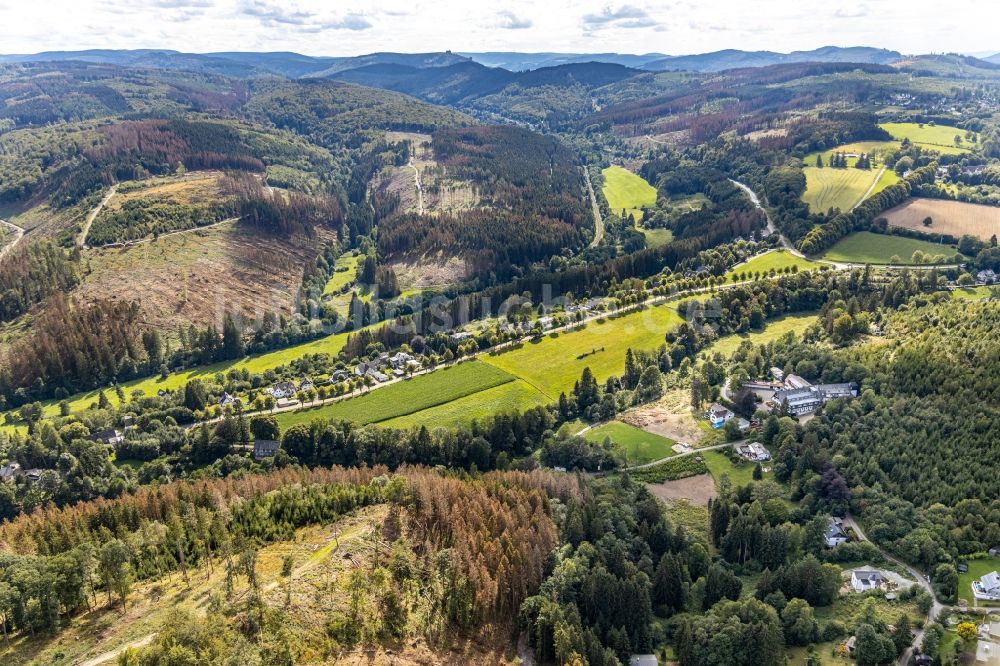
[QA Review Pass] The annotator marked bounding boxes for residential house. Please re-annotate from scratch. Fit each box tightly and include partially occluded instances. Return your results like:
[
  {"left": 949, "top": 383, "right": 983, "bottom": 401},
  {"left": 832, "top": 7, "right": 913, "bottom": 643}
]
[
  {"left": 25, "top": 469, "right": 44, "bottom": 484},
  {"left": 770, "top": 367, "right": 784, "bottom": 381},
  {"left": 354, "top": 362, "right": 374, "bottom": 377},
  {"left": 89, "top": 429, "right": 124, "bottom": 446},
  {"left": 267, "top": 381, "right": 297, "bottom": 399},
  {"left": 0, "top": 462, "right": 21, "bottom": 482},
  {"left": 736, "top": 442, "right": 770, "bottom": 462},
  {"left": 219, "top": 392, "right": 240, "bottom": 408},
  {"left": 826, "top": 518, "right": 849, "bottom": 548},
  {"left": 706, "top": 403, "right": 735, "bottom": 428},
  {"left": 331, "top": 370, "right": 350, "bottom": 383},
  {"left": 253, "top": 440, "right": 280, "bottom": 461},
  {"left": 851, "top": 570, "right": 884, "bottom": 593},
  {"left": 973, "top": 571, "right": 1000, "bottom": 601},
  {"left": 298, "top": 378, "right": 314, "bottom": 392},
  {"left": 449, "top": 331, "right": 473, "bottom": 342},
  {"left": 978, "top": 269, "right": 997, "bottom": 284}
]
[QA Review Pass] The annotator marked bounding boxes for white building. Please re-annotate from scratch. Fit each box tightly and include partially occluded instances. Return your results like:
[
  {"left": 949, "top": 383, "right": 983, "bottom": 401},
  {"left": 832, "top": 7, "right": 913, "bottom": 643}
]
[
  {"left": 973, "top": 571, "right": 1000, "bottom": 601},
  {"left": 826, "top": 518, "right": 849, "bottom": 548},
  {"left": 851, "top": 570, "right": 884, "bottom": 593}
]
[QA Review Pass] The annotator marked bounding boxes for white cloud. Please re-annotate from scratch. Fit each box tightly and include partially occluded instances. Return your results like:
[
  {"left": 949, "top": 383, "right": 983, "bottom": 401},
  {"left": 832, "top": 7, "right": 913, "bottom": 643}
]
[{"left": 0, "top": 0, "right": 994, "bottom": 57}]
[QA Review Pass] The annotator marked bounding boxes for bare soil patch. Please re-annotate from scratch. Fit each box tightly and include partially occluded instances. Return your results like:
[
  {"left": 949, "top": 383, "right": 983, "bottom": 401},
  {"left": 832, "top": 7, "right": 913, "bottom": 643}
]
[
  {"left": 883, "top": 197, "right": 1000, "bottom": 242},
  {"left": 390, "top": 253, "right": 470, "bottom": 290},
  {"left": 623, "top": 390, "right": 705, "bottom": 445},
  {"left": 645, "top": 473, "right": 717, "bottom": 507}
]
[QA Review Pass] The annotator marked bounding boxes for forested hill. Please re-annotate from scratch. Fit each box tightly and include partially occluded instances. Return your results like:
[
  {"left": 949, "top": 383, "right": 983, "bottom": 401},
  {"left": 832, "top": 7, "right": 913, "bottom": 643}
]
[{"left": 377, "top": 124, "right": 589, "bottom": 277}]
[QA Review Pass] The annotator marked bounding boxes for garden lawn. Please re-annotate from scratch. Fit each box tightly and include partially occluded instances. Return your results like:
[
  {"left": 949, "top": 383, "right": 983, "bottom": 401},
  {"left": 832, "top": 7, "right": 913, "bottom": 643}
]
[
  {"left": 820, "top": 231, "right": 960, "bottom": 264},
  {"left": 724, "top": 250, "right": 821, "bottom": 280},
  {"left": 585, "top": 421, "right": 675, "bottom": 465},
  {"left": 708, "top": 313, "right": 818, "bottom": 359},
  {"left": 958, "top": 557, "right": 1000, "bottom": 607},
  {"left": 483, "top": 303, "right": 684, "bottom": 399},
  {"left": 602, "top": 165, "right": 656, "bottom": 221},
  {"left": 378, "top": 378, "right": 549, "bottom": 430},
  {"left": 273, "top": 360, "right": 514, "bottom": 429},
  {"left": 703, "top": 449, "right": 772, "bottom": 488}
]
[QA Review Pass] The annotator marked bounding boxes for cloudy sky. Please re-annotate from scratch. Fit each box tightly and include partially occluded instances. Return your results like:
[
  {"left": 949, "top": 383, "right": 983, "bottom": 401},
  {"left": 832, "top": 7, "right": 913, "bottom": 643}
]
[{"left": 0, "top": 0, "right": 996, "bottom": 57}]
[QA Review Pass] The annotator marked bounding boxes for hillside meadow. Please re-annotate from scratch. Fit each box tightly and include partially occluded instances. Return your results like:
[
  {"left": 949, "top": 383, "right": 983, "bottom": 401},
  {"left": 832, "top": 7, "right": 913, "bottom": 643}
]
[
  {"left": 820, "top": 231, "right": 959, "bottom": 265},
  {"left": 602, "top": 165, "right": 656, "bottom": 221}
]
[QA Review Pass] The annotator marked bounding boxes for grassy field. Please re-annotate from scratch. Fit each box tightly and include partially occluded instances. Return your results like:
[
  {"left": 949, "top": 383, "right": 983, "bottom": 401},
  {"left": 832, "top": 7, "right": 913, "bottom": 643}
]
[
  {"left": 802, "top": 165, "right": 898, "bottom": 214},
  {"left": 703, "top": 449, "right": 772, "bottom": 487},
  {"left": 724, "top": 250, "right": 821, "bottom": 279},
  {"left": 273, "top": 360, "right": 514, "bottom": 429},
  {"left": 880, "top": 122, "right": 973, "bottom": 153},
  {"left": 602, "top": 165, "right": 656, "bottom": 221},
  {"left": 322, "top": 251, "right": 361, "bottom": 296},
  {"left": 821, "top": 231, "right": 959, "bottom": 264},
  {"left": 585, "top": 421, "right": 675, "bottom": 465},
  {"left": 641, "top": 227, "right": 674, "bottom": 247},
  {"left": 483, "top": 303, "right": 684, "bottom": 399},
  {"left": 378, "top": 378, "right": 548, "bottom": 430},
  {"left": 882, "top": 197, "right": 1000, "bottom": 242},
  {"left": 958, "top": 557, "right": 1000, "bottom": 607},
  {"left": 708, "top": 313, "right": 818, "bottom": 359},
  {"left": 952, "top": 286, "right": 994, "bottom": 300}
]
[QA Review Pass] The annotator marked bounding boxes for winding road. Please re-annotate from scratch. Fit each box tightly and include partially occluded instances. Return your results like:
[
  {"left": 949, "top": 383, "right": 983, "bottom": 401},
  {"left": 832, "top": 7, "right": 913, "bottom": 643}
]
[
  {"left": 77, "top": 184, "right": 118, "bottom": 248},
  {"left": 842, "top": 514, "right": 944, "bottom": 665},
  {"left": 0, "top": 218, "right": 24, "bottom": 260},
  {"left": 584, "top": 167, "right": 605, "bottom": 247}
]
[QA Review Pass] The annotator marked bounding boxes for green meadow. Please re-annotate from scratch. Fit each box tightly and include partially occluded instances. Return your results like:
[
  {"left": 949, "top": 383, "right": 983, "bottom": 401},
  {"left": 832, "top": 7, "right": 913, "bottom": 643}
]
[
  {"left": 708, "top": 313, "right": 819, "bottom": 359},
  {"left": 483, "top": 303, "right": 684, "bottom": 399},
  {"left": 584, "top": 421, "right": 675, "bottom": 465},
  {"left": 724, "top": 250, "right": 821, "bottom": 279},
  {"left": 821, "top": 231, "right": 959, "bottom": 265},
  {"left": 879, "top": 122, "right": 973, "bottom": 153},
  {"left": 602, "top": 165, "right": 657, "bottom": 221},
  {"left": 273, "top": 360, "right": 514, "bottom": 429}
]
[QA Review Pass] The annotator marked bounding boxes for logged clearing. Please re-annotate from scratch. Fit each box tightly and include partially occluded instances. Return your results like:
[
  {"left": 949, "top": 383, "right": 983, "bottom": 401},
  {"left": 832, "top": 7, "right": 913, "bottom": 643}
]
[
  {"left": 389, "top": 252, "right": 470, "bottom": 291},
  {"left": 77, "top": 219, "right": 331, "bottom": 334},
  {"left": 882, "top": 197, "right": 1000, "bottom": 242},
  {"left": 645, "top": 473, "right": 718, "bottom": 507},
  {"left": 375, "top": 131, "right": 479, "bottom": 215},
  {"left": 602, "top": 165, "right": 656, "bottom": 221}
]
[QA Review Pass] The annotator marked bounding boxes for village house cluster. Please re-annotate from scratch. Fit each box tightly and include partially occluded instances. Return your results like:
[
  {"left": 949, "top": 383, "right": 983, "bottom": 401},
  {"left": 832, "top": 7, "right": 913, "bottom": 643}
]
[{"left": 740, "top": 368, "right": 858, "bottom": 417}]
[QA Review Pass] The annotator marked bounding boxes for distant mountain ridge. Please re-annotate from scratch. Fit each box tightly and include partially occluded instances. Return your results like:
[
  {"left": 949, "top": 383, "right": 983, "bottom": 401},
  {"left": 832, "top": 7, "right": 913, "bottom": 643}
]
[
  {"left": 640, "top": 46, "right": 903, "bottom": 72},
  {"left": 0, "top": 46, "right": 907, "bottom": 78}
]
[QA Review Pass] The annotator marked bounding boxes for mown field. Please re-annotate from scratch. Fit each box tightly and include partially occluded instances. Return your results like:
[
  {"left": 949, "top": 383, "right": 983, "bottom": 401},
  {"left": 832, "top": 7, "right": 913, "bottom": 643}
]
[
  {"left": 379, "top": 378, "right": 549, "bottom": 430},
  {"left": 724, "top": 250, "right": 821, "bottom": 279},
  {"left": 802, "top": 164, "right": 898, "bottom": 214},
  {"left": 273, "top": 360, "right": 515, "bottom": 429},
  {"left": 584, "top": 421, "right": 675, "bottom": 465},
  {"left": 880, "top": 122, "right": 973, "bottom": 153},
  {"left": 820, "top": 231, "right": 959, "bottom": 265},
  {"left": 882, "top": 197, "right": 1000, "bottom": 242},
  {"left": 483, "top": 303, "right": 684, "bottom": 399},
  {"left": 602, "top": 165, "right": 656, "bottom": 221},
  {"left": 642, "top": 227, "right": 674, "bottom": 248}
]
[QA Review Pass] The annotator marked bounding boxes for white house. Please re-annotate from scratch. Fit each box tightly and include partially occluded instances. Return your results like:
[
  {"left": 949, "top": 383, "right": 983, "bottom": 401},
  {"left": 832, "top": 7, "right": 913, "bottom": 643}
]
[
  {"left": 267, "top": 381, "right": 297, "bottom": 399},
  {"left": 851, "top": 570, "right": 884, "bottom": 593},
  {"left": 736, "top": 442, "right": 771, "bottom": 462},
  {"left": 826, "top": 518, "right": 849, "bottom": 548},
  {"left": 973, "top": 571, "right": 1000, "bottom": 601},
  {"left": 706, "top": 403, "right": 735, "bottom": 428}
]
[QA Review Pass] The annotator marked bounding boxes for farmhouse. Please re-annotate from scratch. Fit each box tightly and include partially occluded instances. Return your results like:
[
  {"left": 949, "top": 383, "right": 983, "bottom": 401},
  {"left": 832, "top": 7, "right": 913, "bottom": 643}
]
[
  {"left": 219, "top": 392, "right": 240, "bottom": 408},
  {"left": 973, "top": 571, "right": 1000, "bottom": 601},
  {"left": 253, "top": 440, "right": 280, "bottom": 461},
  {"left": 267, "top": 381, "right": 297, "bottom": 399},
  {"left": 706, "top": 403, "right": 735, "bottom": 428},
  {"left": 851, "top": 570, "right": 884, "bottom": 593},
  {"left": 827, "top": 518, "right": 850, "bottom": 548},
  {"left": 89, "top": 429, "right": 124, "bottom": 446},
  {"left": 0, "top": 462, "right": 21, "bottom": 482},
  {"left": 736, "top": 442, "right": 771, "bottom": 462}
]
